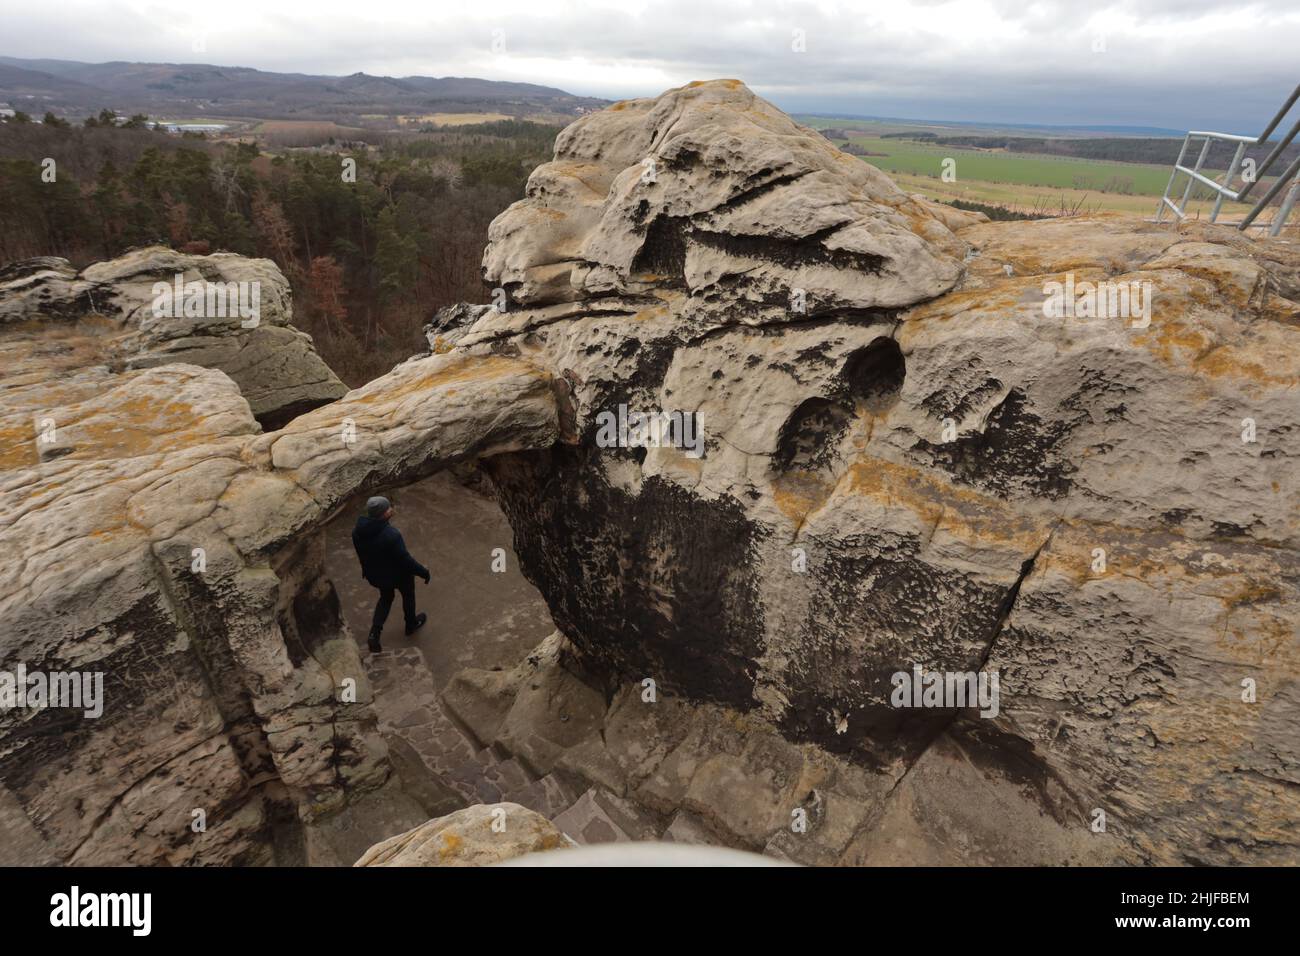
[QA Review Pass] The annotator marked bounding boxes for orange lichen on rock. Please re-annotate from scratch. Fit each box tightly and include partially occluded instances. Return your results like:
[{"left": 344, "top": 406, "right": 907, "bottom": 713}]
[
  {"left": 772, "top": 470, "right": 837, "bottom": 526},
  {"left": 841, "top": 457, "right": 1046, "bottom": 552},
  {"left": 346, "top": 354, "right": 542, "bottom": 407}
]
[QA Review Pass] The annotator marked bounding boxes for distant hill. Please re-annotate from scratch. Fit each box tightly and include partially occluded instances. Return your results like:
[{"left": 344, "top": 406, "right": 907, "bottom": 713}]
[
  {"left": 0, "top": 62, "right": 105, "bottom": 100},
  {"left": 799, "top": 111, "right": 1187, "bottom": 139},
  {"left": 0, "top": 56, "right": 608, "bottom": 120}
]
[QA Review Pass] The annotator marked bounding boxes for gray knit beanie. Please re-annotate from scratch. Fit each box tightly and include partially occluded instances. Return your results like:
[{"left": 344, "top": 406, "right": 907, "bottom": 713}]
[{"left": 365, "top": 496, "right": 391, "bottom": 518}]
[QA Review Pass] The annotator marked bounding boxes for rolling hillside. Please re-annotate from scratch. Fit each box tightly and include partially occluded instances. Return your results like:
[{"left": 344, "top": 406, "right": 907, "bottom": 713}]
[{"left": 0, "top": 56, "right": 607, "bottom": 121}]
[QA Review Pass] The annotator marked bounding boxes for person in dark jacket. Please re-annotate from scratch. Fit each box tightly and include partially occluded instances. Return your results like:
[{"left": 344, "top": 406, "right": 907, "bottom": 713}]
[{"left": 352, "top": 496, "right": 429, "bottom": 653}]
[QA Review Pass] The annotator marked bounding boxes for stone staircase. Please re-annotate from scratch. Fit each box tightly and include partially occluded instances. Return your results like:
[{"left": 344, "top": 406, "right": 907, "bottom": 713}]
[{"left": 364, "top": 647, "right": 701, "bottom": 847}]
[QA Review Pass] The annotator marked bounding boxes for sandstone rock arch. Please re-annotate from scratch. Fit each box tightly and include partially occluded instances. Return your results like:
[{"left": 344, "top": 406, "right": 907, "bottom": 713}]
[{"left": 0, "top": 288, "right": 562, "bottom": 862}]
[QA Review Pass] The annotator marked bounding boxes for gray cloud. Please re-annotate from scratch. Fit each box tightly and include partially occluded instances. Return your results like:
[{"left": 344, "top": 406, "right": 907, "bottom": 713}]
[{"left": 0, "top": 0, "right": 1295, "bottom": 130}]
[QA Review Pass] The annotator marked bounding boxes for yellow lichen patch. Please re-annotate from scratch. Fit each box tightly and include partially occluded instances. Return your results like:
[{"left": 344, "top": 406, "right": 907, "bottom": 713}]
[
  {"left": 0, "top": 421, "right": 40, "bottom": 470},
  {"left": 1122, "top": 280, "right": 1295, "bottom": 387},
  {"left": 1163, "top": 261, "right": 1257, "bottom": 312},
  {"left": 523, "top": 206, "right": 566, "bottom": 222},
  {"left": 899, "top": 278, "right": 1043, "bottom": 329},
  {"left": 345, "top": 354, "right": 537, "bottom": 407},
  {"left": 64, "top": 396, "right": 200, "bottom": 461},
  {"left": 1124, "top": 277, "right": 1216, "bottom": 369},
  {"left": 1260, "top": 293, "right": 1300, "bottom": 326},
  {"left": 1227, "top": 575, "right": 1280, "bottom": 599},
  {"left": 438, "top": 832, "right": 462, "bottom": 860},
  {"left": 631, "top": 303, "right": 669, "bottom": 322},
  {"left": 1191, "top": 344, "right": 1294, "bottom": 387},
  {"left": 894, "top": 205, "right": 941, "bottom": 241},
  {"left": 1210, "top": 570, "right": 1296, "bottom": 661},
  {"left": 772, "top": 470, "right": 836, "bottom": 526},
  {"left": 841, "top": 457, "right": 1045, "bottom": 552},
  {"left": 650, "top": 288, "right": 686, "bottom": 308},
  {"left": 1216, "top": 612, "right": 1293, "bottom": 660},
  {"left": 2, "top": 378, "right": 112, "bottom": 412},
  {"left": 1130, "top": 315, "right": 1209, "bottom": 363},
  {"left": 1141, "top": 680, "right": 1300, "bottom": 840},
  {"left": 1144, "top": 695, "right": 1262, "bottom": 783},
  {"left": 653, "top": 446, "right": 704, "bottom": 483},
  {"left": 1039, "top": 519, "right": 1284, "bottom": 600},
  {"left": 1036, "top": 520, "right": 1152, "bottom": 585},
  {"left": 1123, "top": 269, "right": 1298, "bottom": 386}
]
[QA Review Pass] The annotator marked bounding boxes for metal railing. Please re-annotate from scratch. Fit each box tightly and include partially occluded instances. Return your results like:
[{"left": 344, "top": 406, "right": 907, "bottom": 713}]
[{"left": 1154, "top": 83, "right": 1300, "bottom": 236}]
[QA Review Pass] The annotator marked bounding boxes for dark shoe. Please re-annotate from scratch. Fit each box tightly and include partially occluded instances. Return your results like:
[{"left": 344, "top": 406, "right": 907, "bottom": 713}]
[
  {"left": 367, "top": 626, "right": 383, "bottom": 654},
  {"left": 404, "top": 613, "right": 427, "bottom": 636}
]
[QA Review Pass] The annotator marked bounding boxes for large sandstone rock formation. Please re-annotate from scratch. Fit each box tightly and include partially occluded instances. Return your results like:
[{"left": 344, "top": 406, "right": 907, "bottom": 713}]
[
  {"left": 1, "top": 79, "right": 1296, "bottom": 866},
  {"left": 456, "top": 80, "right": 1299, "bottom": 865}
]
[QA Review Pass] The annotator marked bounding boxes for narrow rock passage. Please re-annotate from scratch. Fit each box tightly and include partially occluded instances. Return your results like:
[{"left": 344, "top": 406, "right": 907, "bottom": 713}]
[
  {"left": 323, "top": 470, "right": 553, "bottom": 681},
  {"left": 320, "top": 471, "right": 565, "bottom": 816}
]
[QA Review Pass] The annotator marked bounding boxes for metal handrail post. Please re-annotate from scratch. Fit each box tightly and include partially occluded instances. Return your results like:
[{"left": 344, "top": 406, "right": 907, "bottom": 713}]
[
  {"left": 1257, "top": 84, "right": 1300, "bottom": 142},
  {"left": 1156, "top": 134, "right": 1191, "bottom": 223},
  {"left": 1268, "top": 173, "right": 1300, "bottom": 237},
  {"left": 1211, "top": 142, "right": 1247, "bottom": 222},
  {"left": 1236, "top": 116, "right": 1300, "bottom": 203},
  {"left": 1178, "top": 136, "right": 1212, "bottom": 214},
  {"left": 1240, "top": 154, "right": 1300, "bottom": 230}
]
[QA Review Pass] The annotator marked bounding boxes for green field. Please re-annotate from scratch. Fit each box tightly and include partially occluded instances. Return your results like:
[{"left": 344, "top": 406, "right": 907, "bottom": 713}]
[
  {"left": 792, "top": 115, "right": 1266, "bottom": 219},
  {"left": 840, "top": 135, "right": 1176, "bottom": 196}
]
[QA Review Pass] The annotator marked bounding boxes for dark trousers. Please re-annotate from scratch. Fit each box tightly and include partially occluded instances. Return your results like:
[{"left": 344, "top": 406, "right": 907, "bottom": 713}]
[{"left": 371, "top": 575, "right": 417, "bottom": 633}]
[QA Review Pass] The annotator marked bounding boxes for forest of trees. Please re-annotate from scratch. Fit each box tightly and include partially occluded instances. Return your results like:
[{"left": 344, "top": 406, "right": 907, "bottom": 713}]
[{"left": 0, "top": 116, "right": 559, "bottom": 383}]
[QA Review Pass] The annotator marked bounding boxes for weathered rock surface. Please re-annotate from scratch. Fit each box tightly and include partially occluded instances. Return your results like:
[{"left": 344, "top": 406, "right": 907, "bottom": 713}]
[
  {"left": 442, "top": 628, "right": 1077, "bottom": 865},
  {"left": 456, "top": 81, "right": 1298, "bottom": 865},
  {"left": 0, "top": 247, "right": 347, "bottom": 429},
  {"left": 0, "top": 277, "right": 561, "bottom": 862},
  {"left": 2, "top": 79, "right": 1297, "bottom": 867},
  {"left": 481, "top": 79, "right": 967, "bottom": 320},
  {"left": 354, "top": 802, "right": 568, "bottom": 866}
]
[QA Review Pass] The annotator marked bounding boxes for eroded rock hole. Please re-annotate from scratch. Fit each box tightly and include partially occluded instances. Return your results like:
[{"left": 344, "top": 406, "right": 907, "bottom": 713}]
[
  {"left": 631, "top": 216, "right": 688, "bottom": 282},
  {"left": 773, "top": 397, "right": 854, "bottom": 473},
  {"left": 842, "top": 337, "right": 905, "bottom": 412}
]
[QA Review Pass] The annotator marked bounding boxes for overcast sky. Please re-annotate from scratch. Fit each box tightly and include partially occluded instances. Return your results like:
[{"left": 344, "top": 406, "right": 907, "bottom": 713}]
[{"left": 2, "top": 0, "right": 1297, "bottom": 130}]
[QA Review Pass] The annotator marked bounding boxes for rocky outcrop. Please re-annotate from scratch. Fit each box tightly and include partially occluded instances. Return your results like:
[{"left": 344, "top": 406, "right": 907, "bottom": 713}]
[
  {"left": 0, "top": 248, "right": 347, "bottom": 429},
  {"left": 480, "top": 78, "right": 966, "bottom": 318},
  {"left": 458, "top": 81, "right": 1298, "bottom": 865},
  {"left": 354, "top": 802, "right": 569, "bottom": 866},
  {"left": 0, "top": 275, "right": 561, "bottom": 862},
  {"left": 2, "top": 79, "right": 1297, "bottom": 866}
]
